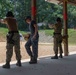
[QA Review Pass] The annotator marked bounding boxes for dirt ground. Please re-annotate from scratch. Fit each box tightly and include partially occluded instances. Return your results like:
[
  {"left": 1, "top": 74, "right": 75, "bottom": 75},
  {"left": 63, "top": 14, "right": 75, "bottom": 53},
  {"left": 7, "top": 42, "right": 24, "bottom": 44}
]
[{"left": 0, "top": 42, "right": 76, "bottom": 63}]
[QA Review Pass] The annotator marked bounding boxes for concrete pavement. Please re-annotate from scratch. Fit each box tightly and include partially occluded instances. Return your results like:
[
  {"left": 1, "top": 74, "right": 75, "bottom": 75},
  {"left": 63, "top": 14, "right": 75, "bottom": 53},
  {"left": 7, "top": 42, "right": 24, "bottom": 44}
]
[{"left": 0, "top": 52, "right": 76, "bottom": 75}]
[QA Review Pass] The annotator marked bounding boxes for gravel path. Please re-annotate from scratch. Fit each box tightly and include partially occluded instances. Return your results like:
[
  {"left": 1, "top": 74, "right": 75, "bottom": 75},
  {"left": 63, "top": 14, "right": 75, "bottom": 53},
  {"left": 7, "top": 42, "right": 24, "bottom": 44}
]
[{"left": 0, "top": 42, "right": 76, "bottom": 63}]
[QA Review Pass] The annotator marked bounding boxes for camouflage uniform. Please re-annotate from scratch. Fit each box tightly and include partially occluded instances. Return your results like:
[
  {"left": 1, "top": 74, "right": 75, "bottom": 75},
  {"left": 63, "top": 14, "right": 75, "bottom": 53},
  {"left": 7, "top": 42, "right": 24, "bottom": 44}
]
[
  {"left": 50, "top": 22, "right": 63, "bottom": 56},
  {"left": 1, "top": 11, "right": 22, "bottom": 68},
  {"left": 6, "top": 31, "right": 21, "bottom": 62}
]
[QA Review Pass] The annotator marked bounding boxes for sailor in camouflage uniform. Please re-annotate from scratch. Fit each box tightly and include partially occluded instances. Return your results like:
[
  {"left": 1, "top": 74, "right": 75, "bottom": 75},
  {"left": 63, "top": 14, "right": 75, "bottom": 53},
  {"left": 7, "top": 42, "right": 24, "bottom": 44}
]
[
  {"left": 0, "top": 11, "right": 22, "bottom": 69},
  {"left": 49, "top": 17, "right": 63, "bottom": 59},
  {"left": 25, "top": 16, "right": 39, "bottom": 64}
]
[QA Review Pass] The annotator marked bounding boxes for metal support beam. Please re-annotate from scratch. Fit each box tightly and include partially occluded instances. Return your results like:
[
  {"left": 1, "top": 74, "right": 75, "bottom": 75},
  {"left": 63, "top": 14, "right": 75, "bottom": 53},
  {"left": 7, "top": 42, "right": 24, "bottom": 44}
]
[
  {"left": 63, "top": 0, "right": 68, "bottom": 56},
  {"left": 31, "top": 0, "right": 36, "bottom": 21}
]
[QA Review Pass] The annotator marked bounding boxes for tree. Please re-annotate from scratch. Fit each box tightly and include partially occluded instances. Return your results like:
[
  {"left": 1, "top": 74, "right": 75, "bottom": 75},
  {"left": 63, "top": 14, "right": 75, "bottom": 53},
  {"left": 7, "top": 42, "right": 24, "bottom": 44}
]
[{"left": 0, "top": 0, "right": 76, "bottom": 30}]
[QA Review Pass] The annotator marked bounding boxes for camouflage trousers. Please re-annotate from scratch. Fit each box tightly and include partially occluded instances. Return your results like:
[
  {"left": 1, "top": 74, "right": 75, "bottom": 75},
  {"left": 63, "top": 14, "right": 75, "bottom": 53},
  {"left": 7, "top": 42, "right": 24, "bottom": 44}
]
[
  {"left": 53, "top": 34, "right": 63, "bottom": 55},
  {"left": 25, "top": 35, "right": 39, "bottom": 59},
  {"left": 6, "top": 32, "right": 21, "bottom": 62}
]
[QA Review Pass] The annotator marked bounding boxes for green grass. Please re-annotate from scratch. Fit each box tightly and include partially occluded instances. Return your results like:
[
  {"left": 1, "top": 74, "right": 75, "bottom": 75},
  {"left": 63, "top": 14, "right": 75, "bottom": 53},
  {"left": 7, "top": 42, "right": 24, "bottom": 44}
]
[
  {"left": 39, "top": 29, "right": 54, "bottom": 36},
  {"left": 40, "top": 29, "right": 76, "bottom": 45},
  {"left": 68, "top": 29, "right": 76, "bottom": 45},
  {"left": 0, "top": 27, "right": 26, "bottom": 41},
  {"left": 0, "top": 27, "right": 26, "bottom": 34},
  {"left": 0, "top": 28, "right": 8, "bottom": 38},
  {"left": 0, "top": 27, "right": 76, "bottom": 45}
]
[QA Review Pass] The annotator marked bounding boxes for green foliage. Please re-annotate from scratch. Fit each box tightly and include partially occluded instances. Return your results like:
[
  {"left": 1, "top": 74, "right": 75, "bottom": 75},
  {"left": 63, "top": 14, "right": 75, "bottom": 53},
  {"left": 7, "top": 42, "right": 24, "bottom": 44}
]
[{"left": 0, "top": 0, "right": 76, "bottom": 30}]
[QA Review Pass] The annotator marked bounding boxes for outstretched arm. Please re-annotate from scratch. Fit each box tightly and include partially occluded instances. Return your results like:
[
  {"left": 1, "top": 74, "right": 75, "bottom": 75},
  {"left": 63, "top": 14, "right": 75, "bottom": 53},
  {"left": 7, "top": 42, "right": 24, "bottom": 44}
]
[
  {"left": 0, "top": 19, "right": 7, "bottom": 24},
  {"left": 49, "top": 24, "right": 55, "bottom": 28}
]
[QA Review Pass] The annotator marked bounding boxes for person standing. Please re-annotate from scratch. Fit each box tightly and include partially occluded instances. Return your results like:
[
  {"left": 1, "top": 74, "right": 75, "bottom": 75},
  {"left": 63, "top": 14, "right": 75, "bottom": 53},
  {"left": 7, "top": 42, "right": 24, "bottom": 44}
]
[
  {"left": 0, "top": 11, "right": 22, "bottom": 69},
  {"left": 25, "top": 16, "right": 39, "bottom": 64},
  {"left": 49, "top": 17, "right": 63, "bottom": 59}
]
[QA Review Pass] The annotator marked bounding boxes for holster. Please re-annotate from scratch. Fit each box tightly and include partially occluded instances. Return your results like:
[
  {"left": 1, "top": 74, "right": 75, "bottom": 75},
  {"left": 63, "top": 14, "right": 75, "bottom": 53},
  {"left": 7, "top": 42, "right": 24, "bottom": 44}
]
[
  {"left": 58, "top": 40, "right": 62, "bottom": 43},
  {"left": 53, "top": 32, "right": 61, "bottom": 35},
  {"left": 7, "top": 33, "right": 14, "bottom": 44}
]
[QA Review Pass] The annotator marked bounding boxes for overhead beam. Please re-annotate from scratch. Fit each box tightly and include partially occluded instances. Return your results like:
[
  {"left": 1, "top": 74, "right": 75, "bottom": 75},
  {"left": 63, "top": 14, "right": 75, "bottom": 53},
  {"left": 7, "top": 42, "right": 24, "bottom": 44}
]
[{"left": 45, "top": 0, "right": 76, "bottom": 5}]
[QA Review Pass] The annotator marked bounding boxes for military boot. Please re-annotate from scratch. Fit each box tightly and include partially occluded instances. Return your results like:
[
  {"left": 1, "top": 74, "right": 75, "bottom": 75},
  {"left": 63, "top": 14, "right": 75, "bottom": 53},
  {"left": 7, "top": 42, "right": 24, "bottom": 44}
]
[
  {"left": 51, "top": 54, "right": 58, "bottom": 59},
  {"left": 59, "top": 54, "right": 63, "bottom": 58},
  {"left": 2, "top": 62, "right": 10, "bottom": 69},
  {"left": 29, "top": 56, "right": 33, "bottom": 63},
  {"left": 16, "top": 60, "right": 22, "bottom": 67},
  {"left": 29, "top": 57, "right": 37, "bottom": 64}
]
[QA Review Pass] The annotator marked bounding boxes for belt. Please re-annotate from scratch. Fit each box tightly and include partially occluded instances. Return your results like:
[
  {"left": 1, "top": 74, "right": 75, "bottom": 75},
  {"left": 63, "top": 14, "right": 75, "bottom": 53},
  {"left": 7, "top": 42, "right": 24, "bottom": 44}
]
[
  {"left": 54, "top": 33, "right": 61, "bottom": 34},
  {"left": 8, "top": 31, "right": 19, "bottom": 33},
  {"left": 54, "top": 32, "right": 61, "bottom": 35}
]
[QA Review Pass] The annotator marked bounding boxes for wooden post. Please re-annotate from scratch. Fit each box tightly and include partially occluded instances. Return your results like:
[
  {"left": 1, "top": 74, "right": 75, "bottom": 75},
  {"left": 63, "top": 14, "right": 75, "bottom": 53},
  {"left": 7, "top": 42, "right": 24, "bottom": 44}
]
[
  {"left": 63, "top": 0, "right": 68, "bottom": 56},
  {"left": 31, "top": 0, "right": 36, "bottom": 20}
]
